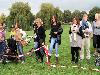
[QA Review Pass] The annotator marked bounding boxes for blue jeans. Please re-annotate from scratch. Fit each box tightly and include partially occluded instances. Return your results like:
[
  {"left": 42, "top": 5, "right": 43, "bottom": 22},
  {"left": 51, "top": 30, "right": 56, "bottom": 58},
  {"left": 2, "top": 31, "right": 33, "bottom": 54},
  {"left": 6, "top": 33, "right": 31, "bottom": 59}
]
[
  {"left": 34, "top": 42, "right": 38, "bottom": 49},
  {"left": 0, "top": 41, "right": 6, "bottom": 54},
  {"left": 49, "top": 38, "right": 59, "bottom": 57},
  {"left": 17, "top": 42, "right": 25, "bottom": 61},
  {"left": 0, "top": 41, "right": 6, "bottom": 59}
]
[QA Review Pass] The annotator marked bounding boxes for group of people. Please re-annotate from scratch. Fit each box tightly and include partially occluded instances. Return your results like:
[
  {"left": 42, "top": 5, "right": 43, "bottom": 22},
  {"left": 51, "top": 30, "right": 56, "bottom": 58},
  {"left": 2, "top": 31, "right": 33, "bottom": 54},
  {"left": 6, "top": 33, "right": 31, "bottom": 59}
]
[
  {"left": 0, "top": 22, "right": 25, "bottom": 63},
  {"left": 0, "top": 13, "right": 100, "bottom": 65},
  {"left": 69, "top": 13, "right": 100, "bottom": 64},
  {"left": 33, "top": 16, "right": 63, "bottom": 64}
]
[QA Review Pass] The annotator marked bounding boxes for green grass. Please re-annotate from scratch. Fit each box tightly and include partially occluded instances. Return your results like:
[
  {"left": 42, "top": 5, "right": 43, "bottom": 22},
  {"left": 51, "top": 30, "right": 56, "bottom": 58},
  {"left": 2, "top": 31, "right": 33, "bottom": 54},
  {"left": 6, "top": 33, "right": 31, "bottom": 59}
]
[{"left": 0, "top": 25, "right": 100, "bottom": 75}]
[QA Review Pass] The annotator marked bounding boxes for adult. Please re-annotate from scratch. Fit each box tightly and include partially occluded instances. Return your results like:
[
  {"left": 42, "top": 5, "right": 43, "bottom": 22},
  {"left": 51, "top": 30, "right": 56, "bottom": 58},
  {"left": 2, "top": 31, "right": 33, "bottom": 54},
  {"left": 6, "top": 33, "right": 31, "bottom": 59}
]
[
  {"left": 34, "top": 18, "right": 46, "bottom": 62},
  {"left": 48, "top": 16, "right": 63, "bottom": 64},
  {"left": 93, "top": 13, "right": 100, "bottom": 56}
]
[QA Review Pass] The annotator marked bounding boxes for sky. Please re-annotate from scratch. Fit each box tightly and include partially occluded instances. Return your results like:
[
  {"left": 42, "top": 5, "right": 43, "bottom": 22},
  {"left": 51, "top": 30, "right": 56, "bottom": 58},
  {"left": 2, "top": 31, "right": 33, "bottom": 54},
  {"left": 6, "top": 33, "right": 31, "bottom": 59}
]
[{"left": 0, "top": 0, "right": 100, "bottom": 16}]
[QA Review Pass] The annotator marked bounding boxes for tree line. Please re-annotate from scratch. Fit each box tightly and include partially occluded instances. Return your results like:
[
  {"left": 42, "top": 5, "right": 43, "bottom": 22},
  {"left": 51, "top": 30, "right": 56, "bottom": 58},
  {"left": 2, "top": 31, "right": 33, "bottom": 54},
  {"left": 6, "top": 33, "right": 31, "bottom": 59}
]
[{"left": 0, "top": 2, "right": 100, "bottom": 31}]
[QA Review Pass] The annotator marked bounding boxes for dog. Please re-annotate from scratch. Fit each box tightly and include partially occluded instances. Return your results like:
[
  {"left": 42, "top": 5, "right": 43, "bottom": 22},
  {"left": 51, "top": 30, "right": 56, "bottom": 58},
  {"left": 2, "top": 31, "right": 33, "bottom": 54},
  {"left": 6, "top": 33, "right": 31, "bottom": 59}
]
[
  {"left": 71, "top": 24, "right": 78, "bottom": 41},
  {"left": 2, "top": 48, "right": 19, "bottom": 64},
  {"left": 83, "top": 28, "right": 90, "bottom": 38},
  {"left": 2, "top": 38, "right": 19, "bottom": 64}
]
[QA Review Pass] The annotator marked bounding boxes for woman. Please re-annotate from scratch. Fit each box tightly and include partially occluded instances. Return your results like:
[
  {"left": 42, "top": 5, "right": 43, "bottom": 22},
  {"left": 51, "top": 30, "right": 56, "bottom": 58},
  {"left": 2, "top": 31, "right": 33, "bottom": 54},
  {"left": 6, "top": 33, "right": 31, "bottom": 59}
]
[
  {"left": 93, "top": 13, "right": 100, "bottom": 56},
  {"left": 34, "top": 18, "right": 46, "bottom": 63},
  {"left": 49, "top": 16, "right": 63, "bottom": 64},
  {"left": 69, "top": 18, "right": 82, "bottom": 64},
  {"left": 15, "top": 22, "right": 25, "bottom": 63}
]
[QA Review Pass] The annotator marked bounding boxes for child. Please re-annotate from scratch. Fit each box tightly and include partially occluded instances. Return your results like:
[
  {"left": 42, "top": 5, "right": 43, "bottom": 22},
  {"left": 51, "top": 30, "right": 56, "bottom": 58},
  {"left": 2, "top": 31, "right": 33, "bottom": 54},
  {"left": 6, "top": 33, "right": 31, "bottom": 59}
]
[
  {"left": 80, "top": 14, "right": 92, "bottom": 60},
  {"left": 0, "top": 23, "right": 6, "bottom": 62},
  {"left": 69, "top": 18, "right": 82, "bottom": 64},
  {"left": 15, "top": 22, "right": 25, "bottom": 63},
  {"left": 10, "top": 25, "right": 16, "bottom": 39}
]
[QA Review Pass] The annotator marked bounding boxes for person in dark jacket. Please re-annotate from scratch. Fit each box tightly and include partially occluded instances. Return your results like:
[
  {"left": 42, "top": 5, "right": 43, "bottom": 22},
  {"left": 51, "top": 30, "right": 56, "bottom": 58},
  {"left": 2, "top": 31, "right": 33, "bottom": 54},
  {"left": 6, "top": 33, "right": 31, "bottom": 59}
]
[
  {"left": 34, "top": 18, "right": 46, "bottom": 62},
  {"left": 48, "top": 16, "right": 63, "bottom": 64}
]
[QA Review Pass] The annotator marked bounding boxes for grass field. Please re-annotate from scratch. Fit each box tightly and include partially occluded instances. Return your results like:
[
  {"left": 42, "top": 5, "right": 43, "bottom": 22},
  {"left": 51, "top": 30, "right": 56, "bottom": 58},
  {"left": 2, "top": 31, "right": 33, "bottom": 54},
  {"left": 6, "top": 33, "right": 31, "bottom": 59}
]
[{"left": 0, "top": 25, "right": 100, "bottom": 75}]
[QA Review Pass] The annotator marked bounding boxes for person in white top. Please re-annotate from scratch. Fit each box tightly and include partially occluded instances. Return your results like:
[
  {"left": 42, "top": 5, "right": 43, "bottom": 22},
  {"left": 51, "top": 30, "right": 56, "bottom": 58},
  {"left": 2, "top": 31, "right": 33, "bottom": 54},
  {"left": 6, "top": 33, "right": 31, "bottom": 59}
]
[
  {"left": 80, "top": 14, "right": 92, "bottom": 60},
  {"left": 93, "top": 13, "right": 100, "bottom": 56}
]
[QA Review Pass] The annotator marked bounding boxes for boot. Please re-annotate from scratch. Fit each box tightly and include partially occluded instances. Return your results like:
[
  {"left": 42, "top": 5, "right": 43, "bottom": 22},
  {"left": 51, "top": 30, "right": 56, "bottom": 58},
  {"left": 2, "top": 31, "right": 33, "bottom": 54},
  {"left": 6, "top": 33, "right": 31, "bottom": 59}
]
[{"left": 56, "top": 57, "right": 59, "bottom": 65}]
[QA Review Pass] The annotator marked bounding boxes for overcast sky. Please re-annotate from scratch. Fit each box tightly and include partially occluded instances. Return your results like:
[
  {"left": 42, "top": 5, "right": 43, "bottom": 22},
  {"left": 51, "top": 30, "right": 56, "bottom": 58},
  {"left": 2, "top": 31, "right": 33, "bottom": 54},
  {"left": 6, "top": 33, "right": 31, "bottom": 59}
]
[{"left": 0, "top": 0, "right": 100, "bottom": 16}]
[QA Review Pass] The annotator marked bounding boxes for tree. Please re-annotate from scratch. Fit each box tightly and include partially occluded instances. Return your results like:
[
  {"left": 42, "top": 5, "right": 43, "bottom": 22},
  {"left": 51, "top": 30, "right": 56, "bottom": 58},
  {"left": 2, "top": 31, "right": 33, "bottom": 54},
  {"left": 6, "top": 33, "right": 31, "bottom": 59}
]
[
  {"left": 0, "top": 13, "right": 6, "bottom": 23},
  {"left": 72, "top": 10, "right": 81, "bottom": 19},
  {"left": 63, "top": 10, "right": 72, "bottom": 23},
  {"left": 36, "top": 3, "right": 63, "bottom": 30},
  {"left": 80, "top": 11, "right": 87, "bottom": 20},
  {"left": 36, "top": 3, "right": 55, "bottom": 29},
  {"left": 53, "top": 7, "right": 63, "bottom": 22},
  {"left": 89, "top": 7, "right": 100, "bottom": 21},
  {"left": 6, "top": 2, "right": 34, "bottom": 31}
]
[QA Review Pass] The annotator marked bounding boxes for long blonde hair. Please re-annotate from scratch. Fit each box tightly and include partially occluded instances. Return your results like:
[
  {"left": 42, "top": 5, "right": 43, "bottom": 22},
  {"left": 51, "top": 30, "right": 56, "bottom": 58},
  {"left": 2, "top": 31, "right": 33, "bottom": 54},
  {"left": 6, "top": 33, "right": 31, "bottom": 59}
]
[
  {"left": 34, "top": 18, "right": 43, "bottom": 25},
  {"left": 98, "top": 14, "right": 100, "bottom": 20}
]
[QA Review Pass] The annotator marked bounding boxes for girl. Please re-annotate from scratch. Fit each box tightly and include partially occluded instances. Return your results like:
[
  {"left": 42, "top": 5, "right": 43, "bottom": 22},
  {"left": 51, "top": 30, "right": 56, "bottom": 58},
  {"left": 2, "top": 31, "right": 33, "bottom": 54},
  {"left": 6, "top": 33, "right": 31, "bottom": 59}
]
[
  {"left": 69, "top": 18, "right": 82, "bottom": 64},
  {"left": 15, "top": 22, "right": 25, "bottom": 63},
  {"left": 0, "top": 23, "right": 6, "bottom": 62}
]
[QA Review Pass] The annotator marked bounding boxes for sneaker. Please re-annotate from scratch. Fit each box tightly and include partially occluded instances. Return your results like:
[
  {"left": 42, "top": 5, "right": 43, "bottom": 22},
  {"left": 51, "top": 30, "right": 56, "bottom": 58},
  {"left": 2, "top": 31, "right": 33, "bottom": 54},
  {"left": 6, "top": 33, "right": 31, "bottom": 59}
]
[
  {"left": 21, "top": 61, "right": 25, "bottom": 64},
  {"left": 0, "top": 60, "right": 2, "bottom": 63},
  {"left": 6, "top": 60, "right": 10, "bottom": 63}
]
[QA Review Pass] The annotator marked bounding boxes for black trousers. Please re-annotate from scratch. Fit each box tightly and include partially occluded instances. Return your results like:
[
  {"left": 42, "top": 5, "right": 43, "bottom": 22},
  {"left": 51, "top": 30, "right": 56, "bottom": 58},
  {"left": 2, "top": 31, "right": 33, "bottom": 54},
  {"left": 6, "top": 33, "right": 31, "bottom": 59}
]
[
  {"left": 71, "top": 47, "right": 80, "bottom": 63},
  {"left": 93, "top": 34, "right": 97, "bottom": 48},
  {"left": 97, "top": 35, "right": 100, "bottom": 53},
  {"left": 35, "top": 47, "right": 44, "bottom": 62},
  {"left": 35, "top": 39, "right": 45, "bottom": 62}
]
